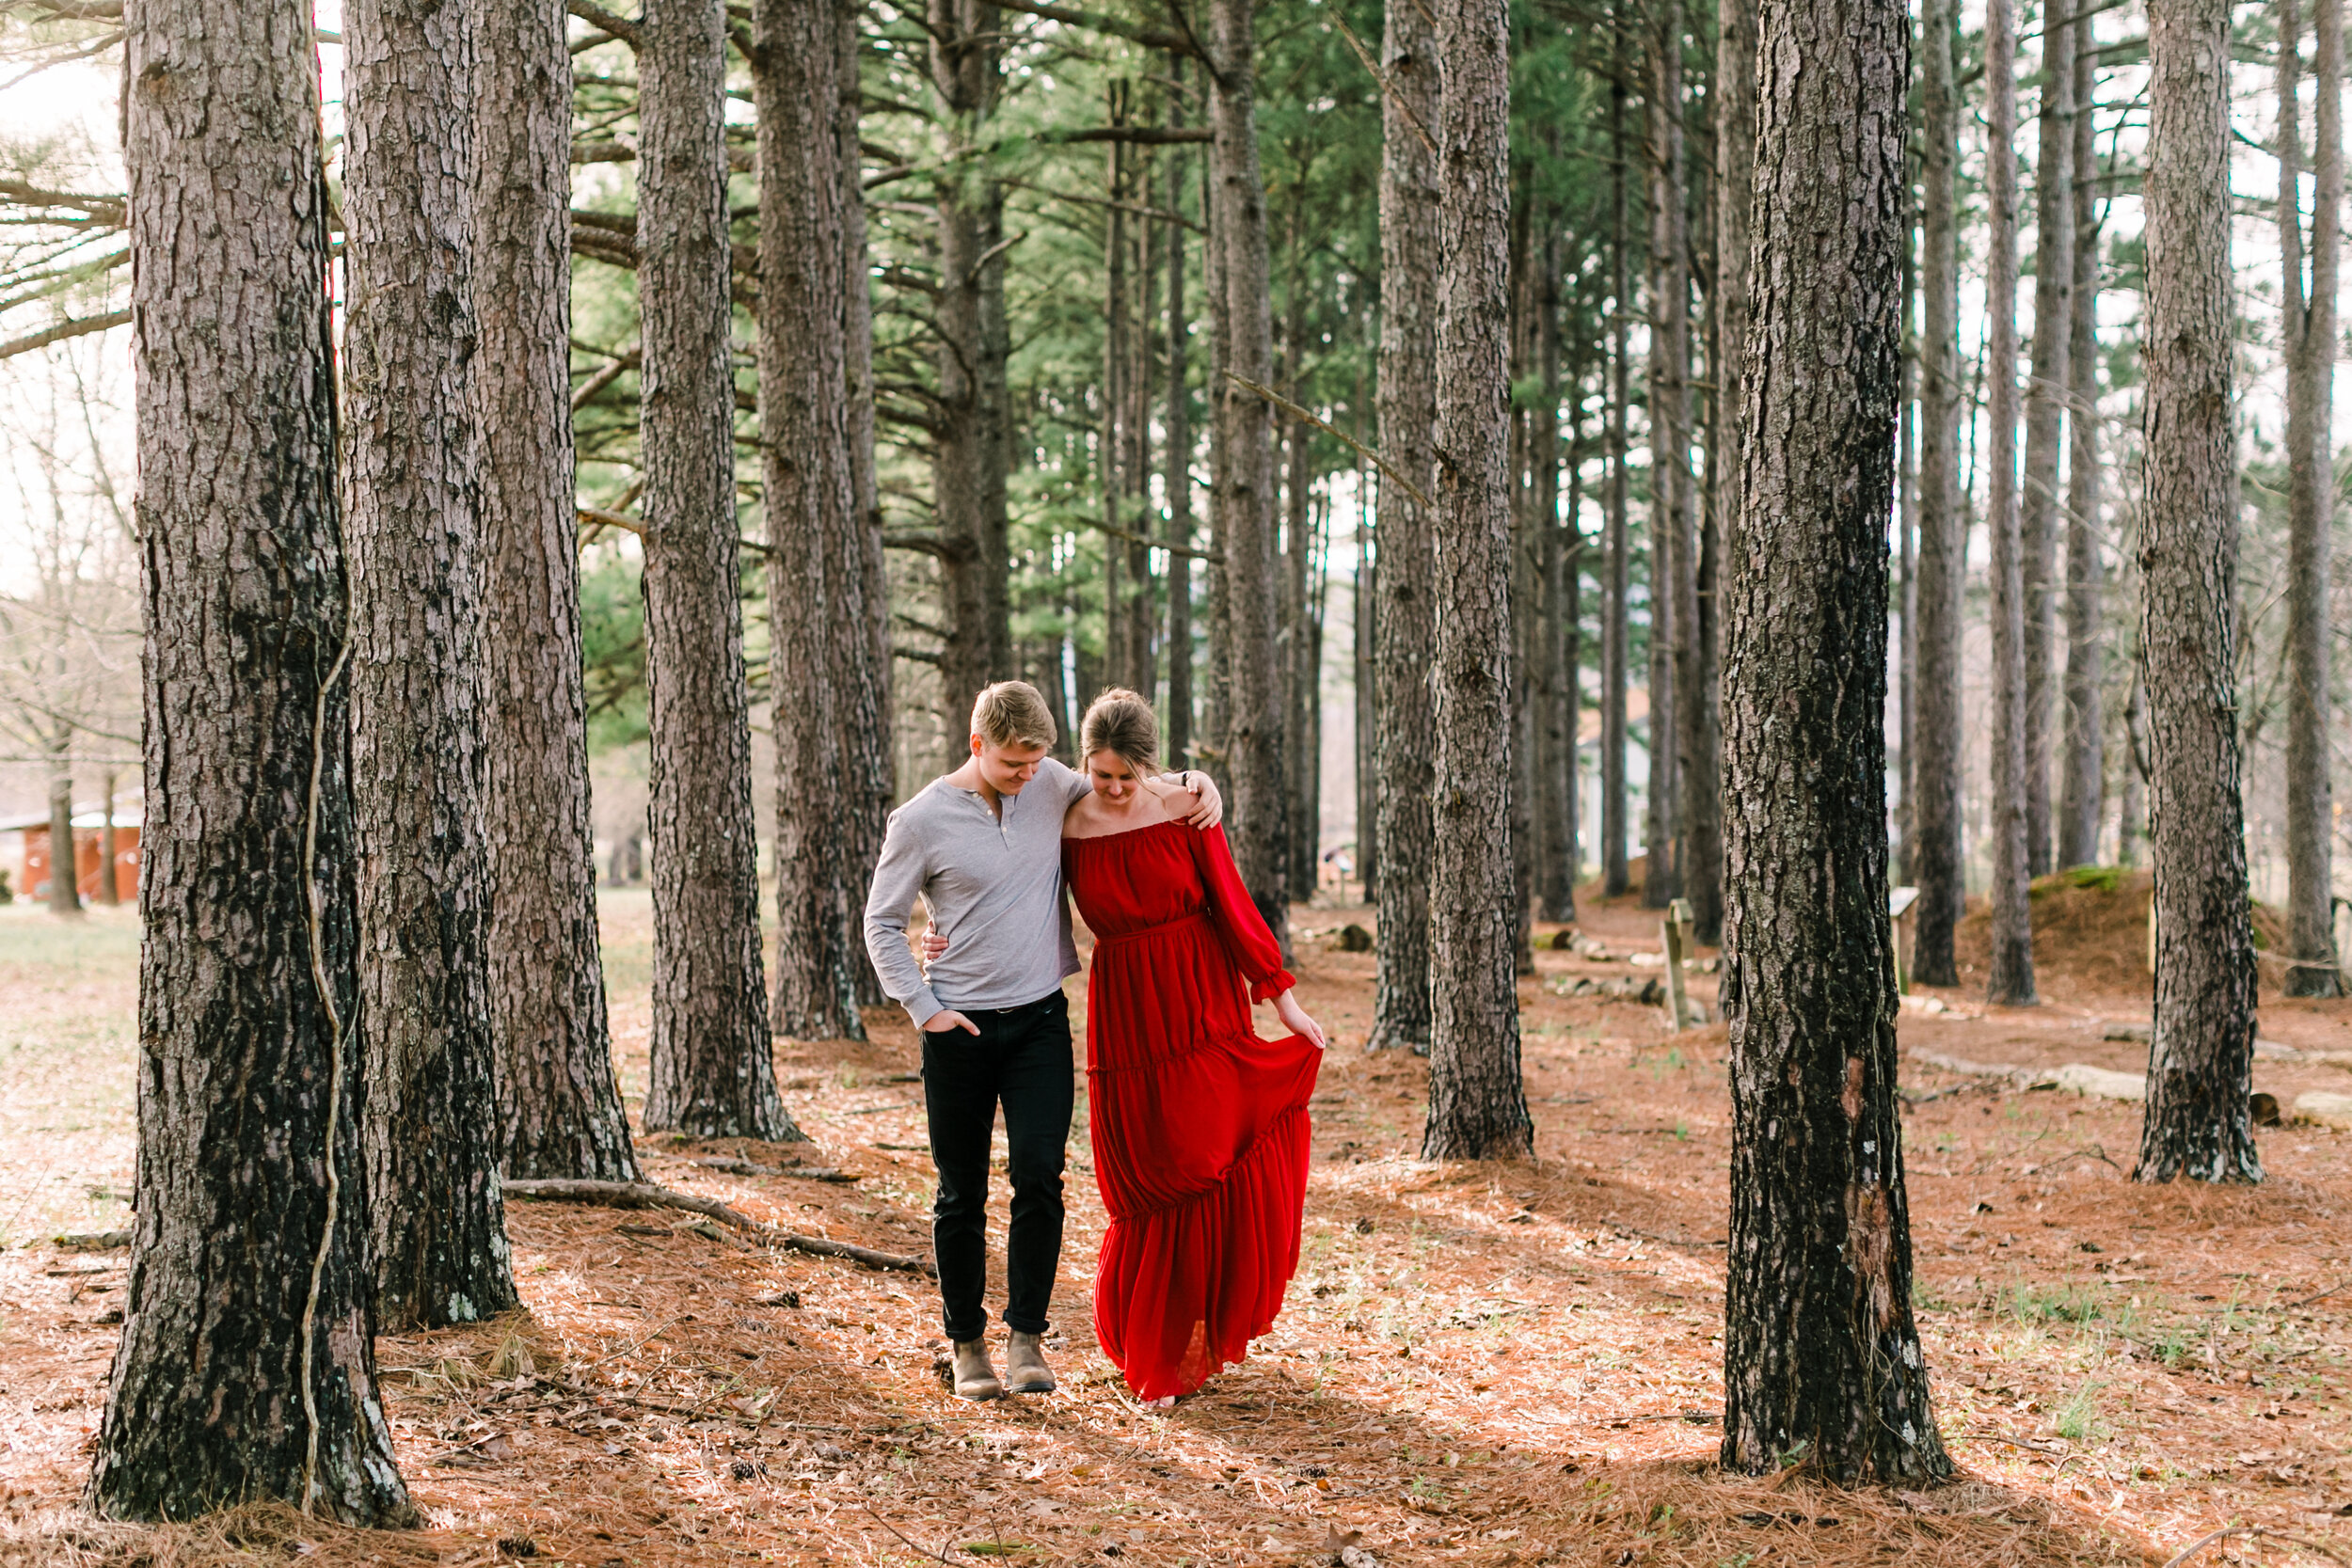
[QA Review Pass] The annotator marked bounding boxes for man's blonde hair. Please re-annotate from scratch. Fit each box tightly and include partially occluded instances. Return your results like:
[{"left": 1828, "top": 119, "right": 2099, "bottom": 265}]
[{"left": 970, "top": 680, "right": 1059, "bottom": 751}]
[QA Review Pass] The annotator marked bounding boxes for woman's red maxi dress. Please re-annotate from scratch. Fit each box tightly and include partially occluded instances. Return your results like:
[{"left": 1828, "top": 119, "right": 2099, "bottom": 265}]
[{"left": 1063, "top": 818, "right": 1322, "bottom": 1401}]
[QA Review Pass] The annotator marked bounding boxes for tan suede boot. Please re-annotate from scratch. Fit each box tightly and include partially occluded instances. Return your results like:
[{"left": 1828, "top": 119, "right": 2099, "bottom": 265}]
[
  {"left": 1004, "top": 1331, "right": 1057, "bottom": 1395},
  {"left": 950, "top": 1338, "right": 1003, "bottom": 1402}
]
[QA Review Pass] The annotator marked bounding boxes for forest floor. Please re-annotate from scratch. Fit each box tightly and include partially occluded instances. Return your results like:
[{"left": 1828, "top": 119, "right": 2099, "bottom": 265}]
[{"left": 3, "top": 871, "right": 2351, "bottom": 1568}]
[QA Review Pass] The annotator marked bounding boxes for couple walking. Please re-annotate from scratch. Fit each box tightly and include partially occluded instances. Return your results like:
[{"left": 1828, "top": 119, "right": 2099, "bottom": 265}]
[{"left": 864, "top": 681, "right": 1327, "bottom": 1404}]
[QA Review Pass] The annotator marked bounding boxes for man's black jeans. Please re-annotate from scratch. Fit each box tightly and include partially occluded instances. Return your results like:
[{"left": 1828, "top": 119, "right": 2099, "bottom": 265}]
[{"left": 920, "top": 990, "right": 1073, "bottom": 1343}]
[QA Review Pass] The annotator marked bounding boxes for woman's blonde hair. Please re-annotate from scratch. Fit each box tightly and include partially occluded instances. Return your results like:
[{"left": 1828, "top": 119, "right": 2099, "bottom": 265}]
[{"left": 1079, "top": 689, "right": 1160, "bottom": 777}]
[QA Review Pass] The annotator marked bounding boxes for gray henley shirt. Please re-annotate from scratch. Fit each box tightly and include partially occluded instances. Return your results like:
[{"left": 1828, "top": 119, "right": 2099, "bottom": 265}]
[{"left": 862, "top": 758, "right": 1097, "bottom": 1028}]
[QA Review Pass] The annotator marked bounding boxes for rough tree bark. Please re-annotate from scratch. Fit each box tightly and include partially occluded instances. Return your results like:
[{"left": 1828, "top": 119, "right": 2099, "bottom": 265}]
[
  {"left": 930, "top": 0, "right": 1013, "bottom": 734},
  {"left": 2135, "top": 0, "right": 2263, "bottom": 1181},
  {"left": 1911, "top": 0, "right": 1965, "bottom": 988},
  {"left": 639, "top": 0, "right": 797, "bottom": 1139},
  {"left": 1693, "top": 0, "right": 1753, "bottom": 950},
  {"left": 2282, "top": 0, "right": 2343, "bottom": 998},
  {"left": 1286, "top": 250, "right": 1320, "bottom": 903},
  {"left": 1422, "top": 0, "right": 1532, "bottom": 1161},
  {"left": 1208, "top": 0, "right": 1291, "bottom": 953},
  {"left": 2055, "top": 3, "right": 2107, "bottom": 875},
  {"left": 1370, "top": 0, "right": 1438, "bottom": 1050},
  {"left": 342, "top": 0, "right": 518, "bottom": 1331},
  {"left": 1983, "top": 0, "right": 2038, "bottom": 1006},
  {"left": 476, "top": 0, "right": 640, "bottom": 1181},
  {"left": 1720, "top": 0, "right": 1948, "bottom": 1481},
  {"left": 91, "top": 0, "right": 411, "bottom": 1520},
  {"left": 97, "top": 770, "right": 119, "bottom": 906},
  {"left": 1602, "top": 29, "right": 1631, "bottom": 900},
  {"left": 2020, "top": 0, "right": 2075, "bottom": 878},
  {"left": 1643, "top": 0, "right": 1688, "bottom": 910},
  {"left": 756, "top": 0, "right": 870, "bottom": 1044}
]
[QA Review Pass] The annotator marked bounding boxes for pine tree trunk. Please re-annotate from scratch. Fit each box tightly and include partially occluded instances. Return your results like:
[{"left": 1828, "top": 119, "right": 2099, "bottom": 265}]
[
  {"left": 1696, "top": 0, "right": 1754, "bottom": 949},
  {"left": 1286, "top": 264, "right": 1319, "bottom": 902},
  {"left": 343, "top": 0, "right": 518, "bottom": 1332},
  {"left": 1104, "top": 126, "right": 1131, "bottom": 689},
  {"left": 930, "top": 0, "right": 1012, "bottom": 736},
  {"left": 1508, "top": 184, "right": 1537, "bottom": 974},
  {"left": 1370, "top": 0, "right": 1438, "bottom": 1050},
  {"left": 2020, "top": 0, "right": 2074, "bottom": 879},
  {"left": 2055, "top": 9, "right": 2107, "bottom": 875},
  {"left": 1721, "top": 0, "right": 1948, "bottom": 1481},
  {"left": 839, "top": 0, "right": 896, "bottom": 1011},
  {"left": 1208, "top": 0, "right": 1291, "bottom": 953},
  {"left": 2283, "top": 0, "right": 2343, "bottom": 998},
  {"left": 2136, "top": 0, "right": 2263, "bottom": 1180},
  {"left": 1643, "top": 0, "right": 1687, "bottom": 910},
  {"left": 1911, "top": 0, "right": 1965, "bottom": 987},
  {"left": 93, "top": 0, "right": 411, "bottom": 1518},
  {"left": 1602, "top": 36, "right": 1631, "bottom": 901},
  {"left": 639, "top": 0, "right": 796, "bottom": 1140},
  {"left": 756, "top": 0, "right": 869, "bottom": 1046},
  {"left": 1356, "top": 540, "right": 1379, "bottom": 900},
  {"left": 1166, "top": 74, "right": 1197, "bottom": 767},
  {"left": 476, "top": 0, "right": 639, "bottom": 1181},
  {"left": 1422, "top": 0, "right": 1531, "bottom": 1161},
  {"left": 1983, "top": 0, "right": 2038, "bottom": 1006},
  {"left": 1534, "top": 226, "right": 1578, "bottom": 924}
]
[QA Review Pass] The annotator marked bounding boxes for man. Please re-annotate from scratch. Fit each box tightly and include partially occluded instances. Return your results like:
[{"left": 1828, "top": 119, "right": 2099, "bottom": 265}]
[{"left": 864, "top": 681, "right": 1221, "bottom": 1402}]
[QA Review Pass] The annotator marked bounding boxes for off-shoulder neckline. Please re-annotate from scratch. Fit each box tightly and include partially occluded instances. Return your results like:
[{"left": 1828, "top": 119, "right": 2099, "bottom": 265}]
[{"left": 1061, "top": 816, "right": 1196, "bottom": 847}]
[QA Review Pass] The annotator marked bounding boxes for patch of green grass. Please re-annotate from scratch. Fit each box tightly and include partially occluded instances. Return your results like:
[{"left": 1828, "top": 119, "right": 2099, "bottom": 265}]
[
  {"left": 2009, "top": 1283, "right": 2104, "bottom": 1324},
  {"left": 2052, "top": 1376, "right": 2106, "bottom": 1442}
]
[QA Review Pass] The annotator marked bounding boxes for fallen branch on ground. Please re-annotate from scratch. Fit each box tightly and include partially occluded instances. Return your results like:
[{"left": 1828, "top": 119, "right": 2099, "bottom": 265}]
[{"left": 501, "top": 1179, "right": 932, "bottom": 1275}]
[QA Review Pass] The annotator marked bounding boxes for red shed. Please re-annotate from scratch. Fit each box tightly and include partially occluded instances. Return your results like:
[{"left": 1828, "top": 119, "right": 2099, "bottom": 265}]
[{"left": 3, "top": 808, "right": 140, "bottom": 903}]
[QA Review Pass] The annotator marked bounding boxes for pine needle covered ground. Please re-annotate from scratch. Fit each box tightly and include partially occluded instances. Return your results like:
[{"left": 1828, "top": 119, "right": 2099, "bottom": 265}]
[{"left": 3, "top": 881, "right": 2350, "bottom": 1567}]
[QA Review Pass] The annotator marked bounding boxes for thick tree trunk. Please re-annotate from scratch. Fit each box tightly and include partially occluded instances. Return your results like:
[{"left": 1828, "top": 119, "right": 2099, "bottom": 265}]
[
  {"left": 1602, "top": 40, "right": 1631, "bottom": 900},
  {"left": 2020, "top": 0, "right": 2074, "bottom": 879},
  {"left": 1911, "top": 0, "right": 1964, "bottom": 987},
  {"left": 1208, "top": 0, "right": 1290, "bottom": 953},
  {"left": 44, "top": 740, "right": 77, "bottom": 915},
  {"left": 1696, "top": 0, "right": 1754, "bottom": 949},
  {"left": 2055, "top": 9, "right": 2106, "bottom": 875},
  {"left": 2136, "top": 0, "right": 2263, "bottom": 1181},
  {"left": 476, "top": 0, "right": 639, "bottom": 1181},
  {"left": 1166, "top": 74, "right": 1197, "bottom": 768},
  {"left": 1422, "top": 0, "right": 1530, "bottom": 1160},
  {"left": 837, "top": 0, "right": 893, "bottom": 1009},
  {"left": 639, "top": 0, "right": 796, "bottom": 1140},
  {"left": 931, "top": 0, "right": 1013, "bottom": 735},
  {"left": 1983, "top": 0, "right": 2038, "bottom": 1006},
  {"left": 92, "top": 0, "right": 411, "bottom": 1519},
  {"left": 1721, "top": 0, "right": 1947, "bottom": 1481},
  {"left": 1370, "top": 0, "right": 1438, "bottom": 1050},
  {"left": 756, "top": 0, "right": 871, "bottom": 1046},
  {"left": 1643, "top": 0, "right": 1688, "bottom": 910},
  {"left": 1356, "top": 535, "right": 1378, "bottom": 900},
  {"left": 343, "top": 0, "right": 518, "bottom": 1332},
  {"left": 2283, "top": 0, "right": 2343, "bottom": 998}
]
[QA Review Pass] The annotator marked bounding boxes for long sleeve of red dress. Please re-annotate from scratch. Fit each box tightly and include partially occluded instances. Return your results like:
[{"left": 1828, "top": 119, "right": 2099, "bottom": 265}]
[
  {"left": 1064, "top": 818, "right": 1321, "bottom": 1401},
  {"left": 1193, "top": 824, "right": 1296, "bottom": 1003}
]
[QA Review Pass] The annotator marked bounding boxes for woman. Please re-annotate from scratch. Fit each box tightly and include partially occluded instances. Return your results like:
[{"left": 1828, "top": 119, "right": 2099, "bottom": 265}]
[{"left": 1062, "top": 689, "right": 1325, "bottom": 1402}]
